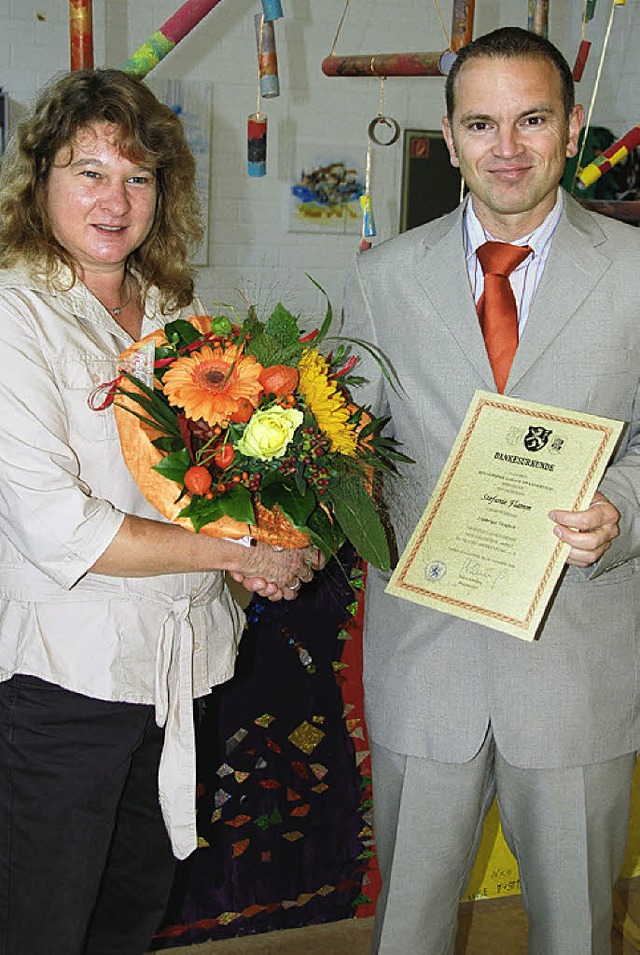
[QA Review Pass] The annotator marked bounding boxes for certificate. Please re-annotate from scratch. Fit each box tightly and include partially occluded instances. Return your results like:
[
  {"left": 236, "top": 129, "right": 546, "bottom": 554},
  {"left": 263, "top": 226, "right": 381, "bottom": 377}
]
[{"left": 386, "top": 391, "right": 623, "bottom": 640}]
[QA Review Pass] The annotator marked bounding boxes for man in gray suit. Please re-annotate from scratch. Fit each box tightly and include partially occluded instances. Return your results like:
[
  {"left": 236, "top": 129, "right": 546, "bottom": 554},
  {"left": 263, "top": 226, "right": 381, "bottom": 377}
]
[{"left": 342, "top": 26, "right": 640, "bottom": 955}]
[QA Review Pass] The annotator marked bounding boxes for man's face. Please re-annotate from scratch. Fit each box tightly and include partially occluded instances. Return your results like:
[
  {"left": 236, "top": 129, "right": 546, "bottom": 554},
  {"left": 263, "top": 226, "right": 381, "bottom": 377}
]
[{"left": 442, "top": 56, "right": 584, "bottom": 238}]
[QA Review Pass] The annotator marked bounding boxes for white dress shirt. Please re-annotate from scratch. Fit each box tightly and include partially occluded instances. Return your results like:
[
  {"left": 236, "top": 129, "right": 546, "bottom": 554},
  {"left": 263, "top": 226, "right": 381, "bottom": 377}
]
[{"left": 464, "top": 188, "right": 564, "bottom": 333}]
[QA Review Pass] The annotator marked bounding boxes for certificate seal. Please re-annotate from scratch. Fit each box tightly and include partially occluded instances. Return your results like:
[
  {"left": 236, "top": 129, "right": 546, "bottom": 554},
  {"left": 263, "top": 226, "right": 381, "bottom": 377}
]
[{"left": 425, "top": 560, "right": 447, "bottom": 582}]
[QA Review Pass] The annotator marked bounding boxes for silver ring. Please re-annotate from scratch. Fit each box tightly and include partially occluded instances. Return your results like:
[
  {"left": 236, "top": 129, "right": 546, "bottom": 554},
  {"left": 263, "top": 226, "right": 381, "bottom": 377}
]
[{"left": 287, "top": 578, "right": 301, "bottom": 591}]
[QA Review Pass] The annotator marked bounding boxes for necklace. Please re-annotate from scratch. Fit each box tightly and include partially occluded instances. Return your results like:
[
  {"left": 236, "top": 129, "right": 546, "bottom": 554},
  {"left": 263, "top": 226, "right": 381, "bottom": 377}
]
[{"left": 105, "top": 276, "right": 133, "bottom": 316}]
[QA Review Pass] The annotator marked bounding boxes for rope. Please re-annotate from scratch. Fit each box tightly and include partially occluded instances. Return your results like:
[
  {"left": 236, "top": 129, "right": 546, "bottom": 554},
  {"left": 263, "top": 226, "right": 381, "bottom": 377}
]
[
  {"left": 433, "top": 0, "right": 451, "bottom": 46},
  {"left": 330, "top": 0, "right": 352, "bottom": 55},
  {"left": 573, "top": 0, "right": 619, "bottom": 192},
  {"left": 255, "top": 14, "right": 264, "bottom": 116}
]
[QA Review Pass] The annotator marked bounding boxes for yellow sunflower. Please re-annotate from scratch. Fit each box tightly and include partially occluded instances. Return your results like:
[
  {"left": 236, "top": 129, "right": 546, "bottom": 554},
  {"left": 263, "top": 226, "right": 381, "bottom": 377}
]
[
  {"left": 162, "top": 344, "right": 264, "bottom": 427},
  {"left": 298, "top": 349, "right": 358, "bottom": 455}
]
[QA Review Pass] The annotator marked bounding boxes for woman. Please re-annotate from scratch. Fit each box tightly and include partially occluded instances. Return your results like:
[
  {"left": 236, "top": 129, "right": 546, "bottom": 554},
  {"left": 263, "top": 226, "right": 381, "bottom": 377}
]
[{"left": 0, "top": 69, "right": 318, "bottom": 955}]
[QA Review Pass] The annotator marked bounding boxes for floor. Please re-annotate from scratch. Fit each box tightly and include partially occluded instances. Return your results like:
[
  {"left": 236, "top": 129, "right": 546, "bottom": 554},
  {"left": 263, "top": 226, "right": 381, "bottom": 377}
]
[{"left": 155, "top": 878, "right": 640, "bottom": 955}]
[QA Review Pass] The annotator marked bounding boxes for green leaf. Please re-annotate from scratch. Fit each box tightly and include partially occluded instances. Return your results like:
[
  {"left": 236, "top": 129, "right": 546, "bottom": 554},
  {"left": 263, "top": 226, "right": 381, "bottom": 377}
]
[
  {"left": 246, "top": 330, "right": 284, "bottom": 367},
  {"left": 113, "top": 400, "right": 175, "bottom": 437},
  {"left": 152, "top": 447, "right": 192, "bottom": 485},
  {"left": 304, "top": 274, "right": 333, "bottom": 344},
  {"left": 265, "top": 302, "right": 301, "bottom": 346},
  {"left": 116, "top": 374, "right": 181, "bottom": 436},
  {"left": 152, "top": 435, "right": 185, "bottom": 453},
  {"left": 307, "top": 506, "right": 344, "bottom": 556},
  {"left": 219, "top": 485, "right": 255, "bottom": 523},
  {"left": 164, "top": 319, "right": 201, "bottom": 349},
  {"left": 178, "top": 486, "right": 254, "bottom": 532},
  {"left": 259, "top": 480, "right": 316, "bottom": 530},
  {"left": 326, "top": 477, "right": 390, "bottom": 570},
  {"left": 155, "top": 345, "right": 177, "bottom": 362},
  {"left": 327, "top": 336, "right": 405, "bottom": 397}
]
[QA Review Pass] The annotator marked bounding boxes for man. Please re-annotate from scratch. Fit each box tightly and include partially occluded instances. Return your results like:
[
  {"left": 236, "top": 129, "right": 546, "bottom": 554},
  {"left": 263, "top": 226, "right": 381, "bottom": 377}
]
[{"left": 342, "top": 26, "right": 640, "bottom": 955}]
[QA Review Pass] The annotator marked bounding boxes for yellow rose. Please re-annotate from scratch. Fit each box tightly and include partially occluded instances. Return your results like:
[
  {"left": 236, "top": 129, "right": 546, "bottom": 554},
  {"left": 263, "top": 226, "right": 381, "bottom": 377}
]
[{"left": 236, "top": 406, "right": 303, "bottom": 461}]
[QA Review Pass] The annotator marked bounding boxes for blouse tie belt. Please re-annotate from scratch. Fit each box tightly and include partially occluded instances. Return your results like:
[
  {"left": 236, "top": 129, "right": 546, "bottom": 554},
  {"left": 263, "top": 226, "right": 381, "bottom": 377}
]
[{"left": 155, "top": 593, "right": 199, "bottom": 860}]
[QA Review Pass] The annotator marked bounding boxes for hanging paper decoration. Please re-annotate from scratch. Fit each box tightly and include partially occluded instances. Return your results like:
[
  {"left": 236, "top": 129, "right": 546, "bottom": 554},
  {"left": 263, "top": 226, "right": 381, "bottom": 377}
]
[
  {"left": 577, "top": 123, "right": 640, "bottom": 188},
  {"left": 572, "top": 39, "right": 591, "bottom": 81},
  {"left": 247, "top": 113, "right": 268, "bottom": 177},
  {"left": 360, "top": 193, "right": 376, "bottom": 240},
  {"left": 121, "top": 0, "right": 226, "bottom": 78},
  {"left": 260, "top": 0, "right": 283, "bottom": 20},
  {"left": 586, "top": 0, "right": 598, "bottom": 19},
  {"left": 528, "top": 0, "right": 549, "bottom": 38},
  {"left": 255, "top": 14, "right": 280, "bottom": 98},
  {"left": 69, "top": 0, "right": 94, "bottom": 70},
  {"left": 359, "top": 80, "right": 400, "bottom": 252}
]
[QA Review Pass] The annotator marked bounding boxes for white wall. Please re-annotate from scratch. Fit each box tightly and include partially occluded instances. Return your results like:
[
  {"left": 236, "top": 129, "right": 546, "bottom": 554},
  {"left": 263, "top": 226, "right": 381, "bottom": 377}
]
[{"left": 2, "top": 0, "right": 639, "bottom": 317}]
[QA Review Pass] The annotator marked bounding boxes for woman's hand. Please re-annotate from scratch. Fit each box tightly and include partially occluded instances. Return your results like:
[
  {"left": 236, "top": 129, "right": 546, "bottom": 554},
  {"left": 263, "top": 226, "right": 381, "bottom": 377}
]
[{"left": 228, "top": 543, "right": 325, "bottom": 601}]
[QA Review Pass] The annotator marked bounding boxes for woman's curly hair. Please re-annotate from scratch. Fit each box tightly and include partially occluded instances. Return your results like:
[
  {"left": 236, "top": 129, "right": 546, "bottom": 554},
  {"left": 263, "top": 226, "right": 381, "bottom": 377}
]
[{"left": 0, "top": 69, "right": 204, "bottom": 311}]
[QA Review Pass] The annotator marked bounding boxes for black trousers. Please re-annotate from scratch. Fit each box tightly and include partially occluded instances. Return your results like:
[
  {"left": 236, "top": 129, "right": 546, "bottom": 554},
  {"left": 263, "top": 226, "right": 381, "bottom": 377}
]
[{"left": 0, "top": 675, "right": 177, "bottom": 955}]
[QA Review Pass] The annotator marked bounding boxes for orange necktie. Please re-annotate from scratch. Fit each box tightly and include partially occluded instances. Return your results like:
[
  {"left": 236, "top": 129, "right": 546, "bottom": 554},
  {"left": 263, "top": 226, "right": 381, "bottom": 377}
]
[{"left": 476, "top": 241, "right": 532, "bottom": 393}]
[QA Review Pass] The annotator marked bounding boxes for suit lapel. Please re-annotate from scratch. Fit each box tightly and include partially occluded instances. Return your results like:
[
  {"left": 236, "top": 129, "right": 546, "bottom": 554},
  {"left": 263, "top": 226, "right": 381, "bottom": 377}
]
[
  {"left": 410, "top": 204, "right": 498, "bottom": 390},
  {"left": 508, "top": 197, "right": 610, "bottom": 391}
]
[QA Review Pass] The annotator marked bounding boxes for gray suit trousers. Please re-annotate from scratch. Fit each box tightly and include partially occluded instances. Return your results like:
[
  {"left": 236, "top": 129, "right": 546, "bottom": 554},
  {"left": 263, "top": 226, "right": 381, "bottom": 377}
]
[{"left": 370, "top": 734, "right": 636, "bottom": 955}]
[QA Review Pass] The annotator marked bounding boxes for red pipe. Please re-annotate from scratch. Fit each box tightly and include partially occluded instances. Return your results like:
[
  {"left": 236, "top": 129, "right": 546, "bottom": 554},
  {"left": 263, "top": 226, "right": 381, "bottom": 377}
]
[
  {"left": 160, "top": 0, "right": 226, "bottom": 44},
  {"left": 69, "top": 0, "right": 93, "bottom": 70},
  {"left": 322, "top": 51, "right": 444, "bottom": 78},
  {"left": 321, "top": 0, "right": 474, "bottom": 78}
]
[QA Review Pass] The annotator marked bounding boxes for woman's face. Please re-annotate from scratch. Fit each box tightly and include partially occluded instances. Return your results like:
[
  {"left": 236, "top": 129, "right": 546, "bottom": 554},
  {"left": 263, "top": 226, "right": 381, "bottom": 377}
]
[{"left": 45, "top": 122, "right": 158, "bottom": 279}]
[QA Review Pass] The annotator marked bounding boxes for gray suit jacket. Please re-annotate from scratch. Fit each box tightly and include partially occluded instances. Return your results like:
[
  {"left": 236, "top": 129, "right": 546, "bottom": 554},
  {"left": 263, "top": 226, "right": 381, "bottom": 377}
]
[{"left": 342, "top": 191, "right": 640, "bottom": 769}]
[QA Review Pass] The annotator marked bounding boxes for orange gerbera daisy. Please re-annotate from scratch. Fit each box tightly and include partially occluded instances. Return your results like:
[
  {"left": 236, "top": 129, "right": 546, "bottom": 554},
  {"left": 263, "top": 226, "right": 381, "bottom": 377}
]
[{"left": 162, "top": 344, "right": 264, "bottom": 427}]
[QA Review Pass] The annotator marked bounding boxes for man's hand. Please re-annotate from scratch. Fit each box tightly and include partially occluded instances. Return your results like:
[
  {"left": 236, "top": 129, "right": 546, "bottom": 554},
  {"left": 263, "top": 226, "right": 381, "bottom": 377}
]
[
  {"left": 227, "top": 543, "right": 325, "bottom": 601},
  {"left": 548, "top": 491, "right": 620, "bottom": 568}
]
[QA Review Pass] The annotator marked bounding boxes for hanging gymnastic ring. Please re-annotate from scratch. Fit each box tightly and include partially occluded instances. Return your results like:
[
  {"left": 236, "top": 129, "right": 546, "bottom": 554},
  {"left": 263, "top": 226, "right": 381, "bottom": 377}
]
[{"left": 368, "top": 115, "right": 400, "bottom": 146}]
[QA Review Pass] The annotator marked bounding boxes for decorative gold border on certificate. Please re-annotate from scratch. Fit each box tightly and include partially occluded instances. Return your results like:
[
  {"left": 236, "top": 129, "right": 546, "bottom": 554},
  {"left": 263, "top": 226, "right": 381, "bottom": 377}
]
[{"left": 393, "top": 395, "right": 620, "bottom": 630}]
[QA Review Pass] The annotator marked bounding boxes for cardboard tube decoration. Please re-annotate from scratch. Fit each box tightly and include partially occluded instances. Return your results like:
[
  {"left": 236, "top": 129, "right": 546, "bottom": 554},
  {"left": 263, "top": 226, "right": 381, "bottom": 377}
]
[
  {"left": 69, "top": 0, "right": 94, "bottom": 70},
  {"left": 248, "top": 113, "right": 267, "bottom": 177},
  {"left": 121, "top": 0, "right": 227, "bottom": 78},
  {"left": 260, "top": 0, "right": 283, "bottom": 20},
  {"left": 528, "top": 0, "right": 549, "bottom": 38},
  {"left": 255, "top": 14, "right": 279, "bottom": 98},
  {"left": 577, "top": 124, "right": 640, "bottom": 189},
  {"left": 572, "top": 39, "right": 592, "bottom": 81},
  {"left": 322, "top": 0, "right": 474, "bottom": 77}
]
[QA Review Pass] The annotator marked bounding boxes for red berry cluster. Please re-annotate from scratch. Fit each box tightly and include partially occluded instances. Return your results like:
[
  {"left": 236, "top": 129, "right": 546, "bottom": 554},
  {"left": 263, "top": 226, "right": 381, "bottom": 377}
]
[{"left": 296, "top": 426, "right": 334, "bottom": 495}]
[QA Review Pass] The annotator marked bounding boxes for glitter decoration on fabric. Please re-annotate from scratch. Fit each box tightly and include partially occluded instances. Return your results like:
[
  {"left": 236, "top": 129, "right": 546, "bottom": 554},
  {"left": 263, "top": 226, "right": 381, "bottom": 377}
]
[{"left": 152, "top": 550, "right": 381, "bottom": 947}]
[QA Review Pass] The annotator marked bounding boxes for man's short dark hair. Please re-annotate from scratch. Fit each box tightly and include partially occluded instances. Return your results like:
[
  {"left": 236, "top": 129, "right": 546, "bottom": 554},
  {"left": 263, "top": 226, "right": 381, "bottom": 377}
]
[{"left": 445, "top": 26, "right": 575, "bottom": 120}]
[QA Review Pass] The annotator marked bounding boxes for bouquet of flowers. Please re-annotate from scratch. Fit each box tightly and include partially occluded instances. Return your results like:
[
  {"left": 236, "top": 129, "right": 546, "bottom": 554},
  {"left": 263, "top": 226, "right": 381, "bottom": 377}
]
[{"left": 113, "top": 279, "right": 410, "bottom": 571}]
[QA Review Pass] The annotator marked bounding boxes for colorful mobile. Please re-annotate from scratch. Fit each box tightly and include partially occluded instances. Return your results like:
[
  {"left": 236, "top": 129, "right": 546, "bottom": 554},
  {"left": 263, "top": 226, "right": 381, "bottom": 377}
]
[
  {"left": 121, "top": 0, "right": 227, "bottom": 78},
  {"left": 577, "top": 124, "right": 640, "bottom": 189},
  {"left": 359, "top": 80, "right": 400, "bottom": 252},
  {"left": 248, "top": 8, "right": 284, "bottom": 177},
  {"left": 69, "top": 0, "right": 93, "bottom": 70}
]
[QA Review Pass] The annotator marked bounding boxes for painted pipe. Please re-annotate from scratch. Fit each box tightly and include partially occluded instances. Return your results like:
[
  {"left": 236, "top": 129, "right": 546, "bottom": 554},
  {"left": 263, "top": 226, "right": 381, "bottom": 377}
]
[
  {"left": 572, "top": 39, "right": 591, "bottom": 81},
  {"left": 69, "top": 0, "right": 93, "bottom": 70},
  {"left": 450, "top": 0, "right": 475, "bottom": 52},
  {"left": 255, "top": 14, "right": 279, "bottom": 98},
  {"left": 322, "top": 50, "right": 444, "bottom": 78},
  {"left": 322, "top": 0, "right": 473, "bottom": 78},
  {"left": 121, "top": 0, "right": 226, "bottom": 78},
  {"left": 247, "top": 113, "right": 267, "bottom": 177},
  {"left": 528, "top": 0, "right": 549, "bottom": 38},
  {"left": 260, "top": 0, "right": 282, "bottom": 20},
  {"left": 577, "top": 123, "right": 640, "bottom": 188}
]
